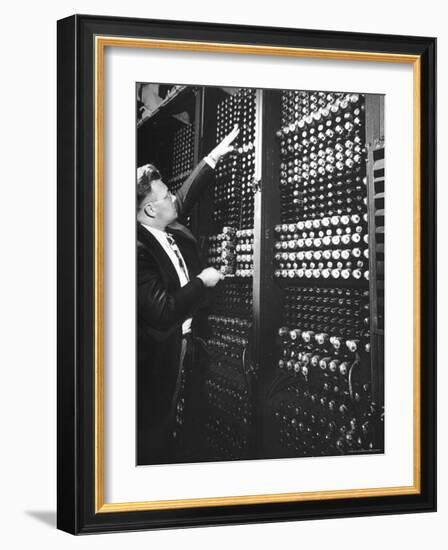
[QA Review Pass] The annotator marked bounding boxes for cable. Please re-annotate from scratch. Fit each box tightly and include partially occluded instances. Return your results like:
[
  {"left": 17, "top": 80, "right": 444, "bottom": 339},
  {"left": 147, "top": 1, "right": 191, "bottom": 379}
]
[{"left": 348, "top": 354, "right": 361, "bottom": 400}]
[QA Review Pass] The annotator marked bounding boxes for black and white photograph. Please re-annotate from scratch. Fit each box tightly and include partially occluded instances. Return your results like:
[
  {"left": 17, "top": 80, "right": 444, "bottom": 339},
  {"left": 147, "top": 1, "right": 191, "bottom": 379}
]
[
  {"left": 136, "top": 83, "right": 385, "bottom": 466},
  {"left": 53, "top": 11, "right": 436, "bottom": 536}
]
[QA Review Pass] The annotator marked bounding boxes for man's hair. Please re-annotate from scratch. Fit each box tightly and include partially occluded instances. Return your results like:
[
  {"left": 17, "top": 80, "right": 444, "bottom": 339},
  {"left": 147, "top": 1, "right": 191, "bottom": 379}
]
[{"left": 137, "top": 163, "right": 162, "bottom": 209}]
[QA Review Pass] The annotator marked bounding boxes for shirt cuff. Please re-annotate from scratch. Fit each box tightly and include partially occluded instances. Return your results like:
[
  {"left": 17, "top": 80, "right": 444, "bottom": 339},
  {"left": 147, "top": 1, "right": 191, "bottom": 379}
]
[{"left": 204, "top": 154, "right": 217, "bottom": 170}]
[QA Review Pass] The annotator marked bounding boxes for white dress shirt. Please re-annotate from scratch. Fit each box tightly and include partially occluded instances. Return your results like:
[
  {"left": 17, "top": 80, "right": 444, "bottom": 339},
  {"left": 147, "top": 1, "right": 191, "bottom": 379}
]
[{"left": 142, "top": 224, "right": 193, "bottom": 334}]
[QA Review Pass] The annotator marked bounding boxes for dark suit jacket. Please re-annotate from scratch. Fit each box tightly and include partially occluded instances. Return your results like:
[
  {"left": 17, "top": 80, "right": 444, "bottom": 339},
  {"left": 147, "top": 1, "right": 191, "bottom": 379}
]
[{"left": 137, "top": 157, "right": 214, "bottom": 465}]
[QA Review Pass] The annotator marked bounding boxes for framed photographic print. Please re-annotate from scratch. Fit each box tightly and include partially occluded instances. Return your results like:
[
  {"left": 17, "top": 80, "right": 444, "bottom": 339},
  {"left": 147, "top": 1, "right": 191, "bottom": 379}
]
[{"left": 57, "top": 14, "right": 436, "bottom": 534}]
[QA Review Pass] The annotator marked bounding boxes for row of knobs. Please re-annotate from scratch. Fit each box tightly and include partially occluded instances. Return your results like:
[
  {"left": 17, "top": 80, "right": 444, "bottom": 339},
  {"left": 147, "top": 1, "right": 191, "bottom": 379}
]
[
  {"left": 272, "top": 322, "right": 377, "bottom": 456},
  {"left": 207, "top": 228, "right": 236, "bottom": 274},
  {"left": 207, "top": 314, "right": 251, "bottom": 366},
  {"left": 280, "top": 176, "right": 367, "bottom": 219},
  {"left": 214, "top": 89, "right": 257, "bottom": 229},
  {"left": 273, "top": 389, "right": 381, "bottom": 457},
  {"left": 281, "top": 286, "right": 369, "bottom": 343},
  {"left": 213, "top": 279, "right": 253, "bottom": 317},
  {"left": 205, "top": 378, "right": 250, "bottom": 421},
  {"left": 278, "top": 91, "right": 366, "bottom": 226},
  {"left": 281, "top": 91, "right": 361, "bottom": 123},
  {"left": 279, "top": 92, "right": 363, "bottom": 137},
  {"left": 168, "top": 124, "right": 195, "bottom": 183},
  {"left": 205, "top": 356, "right": 252, "bottom": 459},
  {"left": 216, "top": 88, "right": 256, "bottom": 145},
  {"left": 278, "top": 327, "right": 369, "bottom": 355},
  {"left": 206, "top": 227, "right": 254, "bottom": 277}
]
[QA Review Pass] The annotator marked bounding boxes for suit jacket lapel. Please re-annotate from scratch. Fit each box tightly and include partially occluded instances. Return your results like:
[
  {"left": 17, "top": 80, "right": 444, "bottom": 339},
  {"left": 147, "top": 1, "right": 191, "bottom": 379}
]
[{"left": 137, "top": 222, "right": 180, "bottom": 285}]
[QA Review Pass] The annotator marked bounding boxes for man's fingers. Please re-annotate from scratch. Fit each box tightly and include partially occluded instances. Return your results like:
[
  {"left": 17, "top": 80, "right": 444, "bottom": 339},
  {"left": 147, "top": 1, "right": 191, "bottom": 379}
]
[
  {"left": 224, "top": 124, "right": 239, "bottom": 144},
  {"left": 213, "top": 125, "right": 240, "bottom": 158},
  {"left": 230, "top": 125, "right": 240, "bottom": 139}
]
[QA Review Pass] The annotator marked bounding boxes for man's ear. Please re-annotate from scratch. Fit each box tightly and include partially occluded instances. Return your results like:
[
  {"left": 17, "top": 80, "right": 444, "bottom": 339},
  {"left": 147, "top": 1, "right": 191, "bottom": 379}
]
[{"left": 144, "top": 203, "right": 155, "bottom": 218}]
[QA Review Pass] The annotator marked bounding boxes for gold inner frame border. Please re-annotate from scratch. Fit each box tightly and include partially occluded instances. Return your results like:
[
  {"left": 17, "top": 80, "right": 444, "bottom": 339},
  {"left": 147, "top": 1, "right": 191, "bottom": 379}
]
[{"left": 93, "top": 36, "right": 421, "bottom": 513}]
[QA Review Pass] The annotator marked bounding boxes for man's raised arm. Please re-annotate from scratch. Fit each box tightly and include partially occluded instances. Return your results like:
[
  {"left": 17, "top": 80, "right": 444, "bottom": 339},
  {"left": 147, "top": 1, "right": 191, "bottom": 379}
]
[{"left": 174, "top": 124, "right": 240, "bottom": 222}]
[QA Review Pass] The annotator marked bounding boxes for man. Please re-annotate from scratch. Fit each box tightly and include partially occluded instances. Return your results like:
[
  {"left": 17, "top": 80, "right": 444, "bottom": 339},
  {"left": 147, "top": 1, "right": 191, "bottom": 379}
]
[{"left": 137, "top": 124, "right": 240, "bottom": 465}]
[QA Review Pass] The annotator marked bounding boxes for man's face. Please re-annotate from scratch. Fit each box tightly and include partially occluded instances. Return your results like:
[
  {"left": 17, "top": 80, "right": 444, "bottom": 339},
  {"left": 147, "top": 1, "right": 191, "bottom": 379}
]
[{"left": 144, "top": 179, "right": 178, "bottom": 226}]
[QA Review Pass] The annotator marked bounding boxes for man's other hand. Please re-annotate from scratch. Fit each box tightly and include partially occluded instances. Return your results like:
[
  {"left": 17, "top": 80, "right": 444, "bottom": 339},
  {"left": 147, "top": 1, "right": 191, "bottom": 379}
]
[{"left": 197, "top": 267, "right": 225, "bottom": 288}]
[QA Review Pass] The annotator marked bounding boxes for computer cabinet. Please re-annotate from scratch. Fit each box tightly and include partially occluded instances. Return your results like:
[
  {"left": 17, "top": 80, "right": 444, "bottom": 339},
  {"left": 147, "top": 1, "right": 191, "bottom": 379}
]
[{"left": 137, "top": 83, "right": 384, "bottom": 462}]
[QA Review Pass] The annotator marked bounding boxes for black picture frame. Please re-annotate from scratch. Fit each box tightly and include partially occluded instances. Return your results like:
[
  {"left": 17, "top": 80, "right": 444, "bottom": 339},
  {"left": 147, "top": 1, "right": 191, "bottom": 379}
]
[{"left": 57, "top": 14, "right": 436, "bottom": 534}]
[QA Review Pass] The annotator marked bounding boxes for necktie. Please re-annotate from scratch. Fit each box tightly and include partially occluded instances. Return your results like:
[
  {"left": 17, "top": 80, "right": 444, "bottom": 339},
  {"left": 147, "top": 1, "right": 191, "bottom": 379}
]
[{"left": 166, "top": 232, "right": 190, "bottom": 280}]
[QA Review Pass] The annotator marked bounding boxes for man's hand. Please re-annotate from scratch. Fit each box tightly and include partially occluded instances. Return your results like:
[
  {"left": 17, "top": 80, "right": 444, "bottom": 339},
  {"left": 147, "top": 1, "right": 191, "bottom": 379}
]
[
  {"left": 208, "top": 124, "right": 240, "bottom": 165},
  {"left": 197, "top": 267, "right": 225, "bottom": 288}
]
